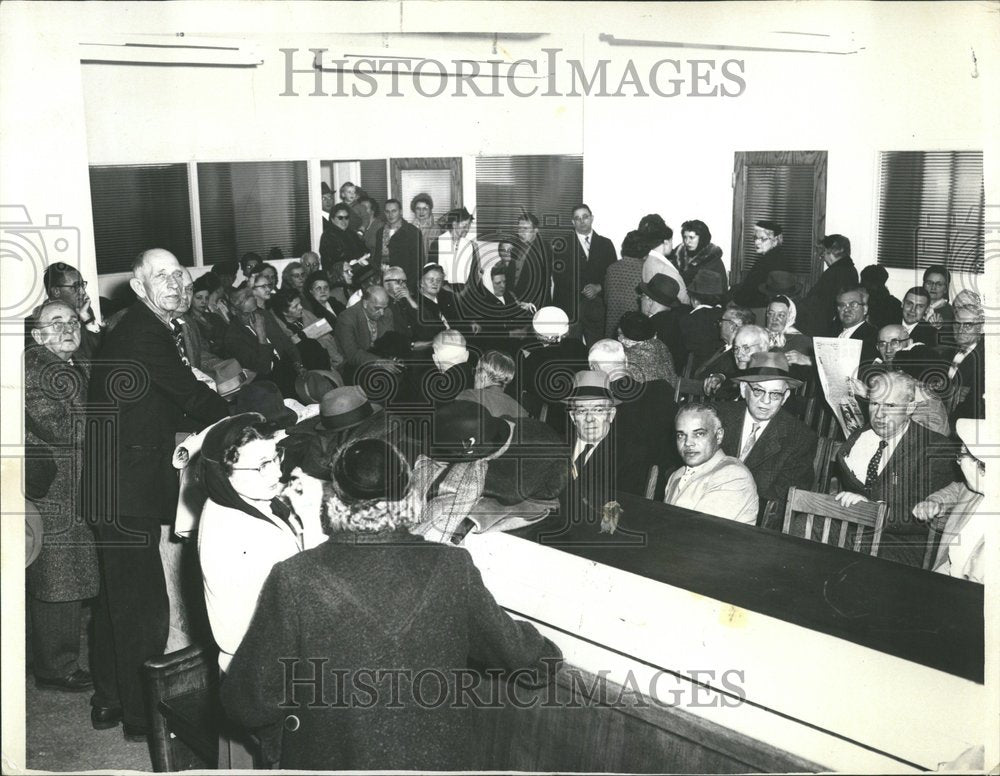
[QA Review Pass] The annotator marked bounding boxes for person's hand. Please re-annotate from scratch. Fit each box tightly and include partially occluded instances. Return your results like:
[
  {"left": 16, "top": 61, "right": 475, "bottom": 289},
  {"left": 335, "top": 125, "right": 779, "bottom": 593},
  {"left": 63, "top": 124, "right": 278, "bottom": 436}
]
[
  {"left": 78, "top": 295, "right": 94, "bottom": 324},
  {"left": 785, "top": 349, "right": 812, "bottom": 367},
  {"left": 834, "top": 491, "right": 869, "bottom": 508},
  {"left": 518, "top": 301, "right": 537, "bottom": 314},
  {"left": 283, "top": 467, "right": 325, "bottom": 534},
  {"left": 912, "top": 500, "right": 942, "bottom": 523},
  {"left": 357, "top": 254, "right": 371, "bottom": 266},
  {"left": 703, "top": 374, "right": 725, "bottom": 396},
  {"left": 374, "top": 358, "right": 403, "bottom": 374},
  {"left": 581, "top": 283, "right": 601, "bottom": 300},
  {"left": 846, "top": 376, "right": 867, "bottom": 396},
  {"left": 925, "top": 308, "right": 943, "bottom": 328},
  {"left": 470, "top": 322, "right": 482, "bottom": 335}
]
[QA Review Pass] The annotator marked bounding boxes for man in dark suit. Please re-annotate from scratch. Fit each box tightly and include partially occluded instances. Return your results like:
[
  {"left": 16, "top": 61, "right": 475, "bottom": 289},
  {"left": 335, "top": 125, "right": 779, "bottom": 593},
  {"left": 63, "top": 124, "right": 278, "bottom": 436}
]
[
  {"left": 716, "top": 352, "right": 818, "bottom": 528},
  {"left": 374, "top": 198, "right": 424, "bottom": 293},
  {"left": 730, "top": 220, "right": 792, "bottom": 309},
  {"left": 85, "top": 249, "right": 230, "bottom": 738},
  {"left": 835, "top": 283, "right": 878, "bottom": 364},
  {"left": 333, "top": 285, "right": 405, "bottom": 381},
  {"left": 899, "top": 286, "right": 939, "bottom": 347},
  {"left": 320, "top": 181, "right": 334, "bottom": 232},
  {"left": 678, "top": 271, "right": 726, "bottom": 372},
  {"left": 507, "top": 213, "right": 553, "bottom": 311},
  {"left": 553, "top": 204, "right": 618, "bottom": 346},
  {"left": 835, "top": 371, "right": 956, "bottom": 567},
  {"left": 945, "top": 300, "right": 985, "bottom": 421},
  {"left": 795, "top": 234, "right": 859, "bottom": 337}
]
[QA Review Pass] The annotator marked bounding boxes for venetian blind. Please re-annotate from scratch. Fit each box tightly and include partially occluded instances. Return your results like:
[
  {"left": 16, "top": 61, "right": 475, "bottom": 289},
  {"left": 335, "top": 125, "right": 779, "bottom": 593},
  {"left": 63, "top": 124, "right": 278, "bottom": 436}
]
[
  {"left": 739, "top": 164, "right": 818, "bottom": 278},
  {"left": 198, "top": 161, "right": 311, "bottom": 264},
  {"left": 89, "top": 164, "right": 193, "bottom": 273},
  {"left": 877, "top": 151, "right": 984, "bottom": 274},
  {"left": 475, "top": 155, "right": 584, "bottom": 247},
  {"left": 358, "top": 159, "right": 389, "bottom": 210}
]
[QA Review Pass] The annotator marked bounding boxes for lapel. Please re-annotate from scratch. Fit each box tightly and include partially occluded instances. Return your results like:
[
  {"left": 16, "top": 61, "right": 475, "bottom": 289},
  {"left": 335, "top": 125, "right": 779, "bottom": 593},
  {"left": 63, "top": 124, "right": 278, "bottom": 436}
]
[
  {"left": 746, "top": 413, "right": 784, "bottom": 467},
  {"left": 721, "top": 406, "right": 746, "bottom": 458}
]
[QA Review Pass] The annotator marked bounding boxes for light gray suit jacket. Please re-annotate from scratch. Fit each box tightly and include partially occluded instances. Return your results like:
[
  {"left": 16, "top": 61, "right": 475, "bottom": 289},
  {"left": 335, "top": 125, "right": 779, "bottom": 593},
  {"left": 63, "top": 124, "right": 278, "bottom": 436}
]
[{"left": 663, "top": 449, "right": 759, "bottom": 524}]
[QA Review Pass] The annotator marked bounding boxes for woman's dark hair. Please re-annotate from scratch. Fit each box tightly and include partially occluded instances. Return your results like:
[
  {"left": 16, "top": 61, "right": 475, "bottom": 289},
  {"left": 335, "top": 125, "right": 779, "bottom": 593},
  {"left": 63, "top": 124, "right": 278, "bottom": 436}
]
[
  {"left": 42, "top": 262, "right": 79, "bottom": 299},
  {"left": 193, "top": 272, "right": 221, "bottom": 296},
  {"left": 410, "top": 192, "right": 433, "bottom": 212},
  {"left": 240, "top": 252, "right": 263, "bottom": 274},
  {"left": 304, "top": 270, "right": 330, "bottom": 297},
  {"left": 332, "top": 203, "right": 352, "bottom": 219},
  {"left": 329, "top": 261, "right": 352, "bottom": 288},
  {"left": 680, "top": 219, "right": 712, "bottom": 247},
  {"left": 221, "top": 425, "right": 266, "bottom": 476},
  {"left": 638, "top": 214, "right": 672, "bottom": 243},
  {"left": 267, "top": 288, "right": 301, "bottom": 318},
  {"left": 923, "top": 264, "right": 951, "bottom": 285},
  {"left": 212, "top": 259, "right": 238, "bottom": 279}
]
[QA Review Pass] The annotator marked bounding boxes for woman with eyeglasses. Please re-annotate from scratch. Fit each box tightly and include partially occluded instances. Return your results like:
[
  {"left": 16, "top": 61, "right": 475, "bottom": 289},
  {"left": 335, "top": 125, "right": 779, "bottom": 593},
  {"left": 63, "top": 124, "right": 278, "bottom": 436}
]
[
  {"left": 24, "top": 300, "right": 108, "bottom": 704},
  {"left": 197, "top": 412, "right": 326, "bottom": 766},
  {"left": 224, "top": 284, "right": 303, "bottom": 399},
  {"left": 319, "top": 203, "right": 370, "bottom": 276},
  {"left": 326, "top": 261, "right": 353, "bottom": 312},
  {"left": 764, "top": 294, "right": 813, "bottom": 367},
  {"left": 304, "top": 270, "right": 342, "bottom": 327},
  {"left": 42, "top": 262, "right": 103, "bottom": 359}
]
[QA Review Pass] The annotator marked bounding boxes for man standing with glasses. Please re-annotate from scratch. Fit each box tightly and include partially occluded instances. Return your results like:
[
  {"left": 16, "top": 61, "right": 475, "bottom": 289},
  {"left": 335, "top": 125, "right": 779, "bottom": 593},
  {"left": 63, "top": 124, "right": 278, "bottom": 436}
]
[
  {"left": 835, "top": 283, "right": 878, "bottom": 363},
  {"left": 85, "top": 249, "right": 230, "bottom": 740},
  {"left": 716, "top": 352, "right": 817, "bottom": 528}
]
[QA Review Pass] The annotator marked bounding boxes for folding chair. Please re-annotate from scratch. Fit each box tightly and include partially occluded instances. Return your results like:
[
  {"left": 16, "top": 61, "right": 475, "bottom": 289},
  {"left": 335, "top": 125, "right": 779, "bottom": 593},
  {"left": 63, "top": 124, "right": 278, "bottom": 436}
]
[{"left": 781, "top": 486, "right": 888, "bottom": 557}]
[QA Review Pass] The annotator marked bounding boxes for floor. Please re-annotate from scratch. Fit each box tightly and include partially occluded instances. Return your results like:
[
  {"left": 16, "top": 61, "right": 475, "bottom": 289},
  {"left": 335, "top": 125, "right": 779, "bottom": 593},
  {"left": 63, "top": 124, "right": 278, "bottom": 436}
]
[{"left": 25, "top": 604, "right": 153, "bottom": 773}]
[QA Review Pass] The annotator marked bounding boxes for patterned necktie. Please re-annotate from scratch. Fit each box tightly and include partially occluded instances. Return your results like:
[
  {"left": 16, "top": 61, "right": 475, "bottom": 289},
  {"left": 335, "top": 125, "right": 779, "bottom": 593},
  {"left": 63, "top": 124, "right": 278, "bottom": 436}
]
[
  {"left": 583, "top": 234, "right": 591, "bottom": 256},
  {"left": 740, "top": 422, "right": 760, "bottom": 461},
  {"left": 170, "top": 320, "right": 190, "bottom": 366},
  {"left": 573, "top": 444, "right": 594, "bottom": 478},
  {"left": 865, "top": 439, "right": 889, "bottom": 490}
]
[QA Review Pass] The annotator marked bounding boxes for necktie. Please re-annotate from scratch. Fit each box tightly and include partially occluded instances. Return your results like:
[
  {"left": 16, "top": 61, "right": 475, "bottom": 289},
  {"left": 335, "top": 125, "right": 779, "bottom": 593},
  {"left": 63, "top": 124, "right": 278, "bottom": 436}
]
[
  {"left": 573, "top": 444, "right": 594, "bottom": 478},
  {"left": 948, "top": 350, "right": 967, "bottom": 380},
  {"left": 865, "top": 439, "right": 889, "bottom": 490},
  {"left": 740, "top": 422, "right": 760, "bottom": 461},
  {"left": 170, "top": 320, "right": 191, "bottom": 366},
  {"left": 584, "top": 234, "right": 591, "bottom": 256}
]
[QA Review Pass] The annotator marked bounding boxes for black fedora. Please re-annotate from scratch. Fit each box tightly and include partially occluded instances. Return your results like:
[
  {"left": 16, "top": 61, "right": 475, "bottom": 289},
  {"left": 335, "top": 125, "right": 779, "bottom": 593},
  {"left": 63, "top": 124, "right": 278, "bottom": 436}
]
[
  {"left": 636, "top": 273, "right": 680, "bottom": 307},
  {"left": 292, "top": 386, "right": 381, "bottom": 435},
  {"left": 332, "top": 438, "right": 411, "bottom": 503}
]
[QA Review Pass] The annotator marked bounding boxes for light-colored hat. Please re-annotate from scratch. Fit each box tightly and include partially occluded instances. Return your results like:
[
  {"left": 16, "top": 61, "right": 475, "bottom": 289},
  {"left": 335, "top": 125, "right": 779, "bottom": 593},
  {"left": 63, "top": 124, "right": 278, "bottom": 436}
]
[
  {"left": 532, "top": 306, "right": 569, "bottom": 338},
  {"left": 211, "top": 358, "right": 255, "bottom": 398},
  {"left": 563, "top": 370, "right": 621, "bottom": 405}
]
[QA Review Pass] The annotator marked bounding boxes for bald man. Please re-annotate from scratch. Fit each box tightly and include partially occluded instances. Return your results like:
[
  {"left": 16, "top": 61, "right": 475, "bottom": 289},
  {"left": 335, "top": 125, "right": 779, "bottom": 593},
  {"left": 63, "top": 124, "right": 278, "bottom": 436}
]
[
  {"left": 85, "top": 249, "right": 229, "bottom": 738},
  {"left": 835, "top": 372, "right": 956, "bottom": 567},
  {"left": 333, "top": 284, "right": 406, "bottom": 381}
]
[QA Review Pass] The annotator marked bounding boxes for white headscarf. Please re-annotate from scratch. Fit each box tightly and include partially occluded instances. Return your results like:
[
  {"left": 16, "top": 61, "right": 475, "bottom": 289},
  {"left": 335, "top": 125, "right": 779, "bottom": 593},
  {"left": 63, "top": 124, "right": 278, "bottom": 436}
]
[{"left": 767, "top": 295, "right": 801, "bottom": 349}]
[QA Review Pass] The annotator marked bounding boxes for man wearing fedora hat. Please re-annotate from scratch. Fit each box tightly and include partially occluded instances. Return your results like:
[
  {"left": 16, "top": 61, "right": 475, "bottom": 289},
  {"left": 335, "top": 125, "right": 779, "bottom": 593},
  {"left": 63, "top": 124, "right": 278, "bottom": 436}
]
[
  {"left": 730, "top": 220, "right": 794, "bottom": 309},
  {"left": 664, "top": 403, "right": 758, "bottom": 524},
  {"left": 678, "top": 269, "right": 726, "bottom": 371},
  {"left": 375, "top": 198, "right": 425, "bottom": 293},
  {"left": 637, "top": 273, "right": 690, "bottom": 373},
  {"left": 796, "top": 234, "right": 859, "bottom": 337},
  {"left": 715, "top": 352, "right": 817, "bottom": 527}
]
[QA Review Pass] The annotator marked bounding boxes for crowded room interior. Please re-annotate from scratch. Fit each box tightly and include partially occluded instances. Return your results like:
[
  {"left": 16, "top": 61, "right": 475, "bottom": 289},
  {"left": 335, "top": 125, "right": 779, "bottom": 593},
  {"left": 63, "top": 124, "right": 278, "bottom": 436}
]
[{"left": 5, "top": 2, "right": 996, "bottom": 774}]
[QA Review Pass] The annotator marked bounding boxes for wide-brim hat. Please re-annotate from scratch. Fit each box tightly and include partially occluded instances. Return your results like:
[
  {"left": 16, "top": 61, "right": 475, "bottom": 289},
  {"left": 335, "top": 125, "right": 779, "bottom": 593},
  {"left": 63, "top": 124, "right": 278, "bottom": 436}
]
[
  {"left": 562, "top": 370, "right": 622, "bottom": 405},
  {"left": 211, "top": 358, "right": 255, "bottom": 398},
  {"left": 232, "top": 381, "right": 299, "bottom": 428},
  {"left": 618, "top": 311, "right": 655, "bottom": 342},
  {"left": 295, "top": 369, "right": 344, "bottom": 405},
  {"left": 332, "top": 438, "right": 411, "bottom": 503},
  {"left": 292, "top": 385, "right": 382, "bottom": 435},
  {"left": 732, "top": 351, "right": 803, "bottom": 388},
  {"left": 428, "top": 400, "right": 511, "bottom": 461},
  {"left": 636, "top": 273, "right": 680, "bottom": 307},
  {"left": 758, "top": 270, "right": 804, "bottom": 298}
]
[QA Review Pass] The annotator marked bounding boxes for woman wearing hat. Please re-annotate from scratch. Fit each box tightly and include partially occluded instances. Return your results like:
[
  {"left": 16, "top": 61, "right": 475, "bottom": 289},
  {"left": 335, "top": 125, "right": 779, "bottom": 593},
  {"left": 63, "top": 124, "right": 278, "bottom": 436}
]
[
  {"left": 221, "top": 436, "right": 561, "bottom": 770},
  {"left": 616, "top": 310, "right": 678, "bottom": 386},
  {"left": 198, "top": 413, "right": 327, "bottom": 676}
]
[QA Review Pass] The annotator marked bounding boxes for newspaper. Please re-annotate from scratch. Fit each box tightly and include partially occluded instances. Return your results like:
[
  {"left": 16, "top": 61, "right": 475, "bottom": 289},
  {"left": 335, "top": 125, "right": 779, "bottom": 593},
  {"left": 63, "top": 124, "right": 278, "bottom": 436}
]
[
  {"left": 302, "top": 317, "right": 333, "bottom": 338},
  {"left": 813, "top": 336, "right": 865, "bottom": 438}
]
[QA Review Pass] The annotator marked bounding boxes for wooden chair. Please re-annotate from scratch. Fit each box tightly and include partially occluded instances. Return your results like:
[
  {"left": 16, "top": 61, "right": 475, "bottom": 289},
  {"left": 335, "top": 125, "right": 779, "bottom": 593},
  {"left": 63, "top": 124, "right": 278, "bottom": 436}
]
[
  {"left": 681, "top": 353, "right": 695, "bottom": 379},
  {"left": 645, "top": 464, "right": 659, "bottom": 500},
  {"left": 781, "top": 486, "right": 888, "bottom": 557},
  {"left": 674, "top": 377, "right": 706, "bottom": 405},
  {"left": 144, "top": 644, "right": 219, "bottom": 772},
  {"left": 811, "top": 438, "right": 843, "bottom": 495}
]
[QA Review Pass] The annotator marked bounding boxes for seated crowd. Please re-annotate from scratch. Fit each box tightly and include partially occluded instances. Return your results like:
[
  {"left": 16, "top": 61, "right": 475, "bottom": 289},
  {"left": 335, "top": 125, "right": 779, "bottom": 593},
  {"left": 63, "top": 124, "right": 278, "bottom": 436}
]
[{"left": 23, "top": 188, "right": 988, "bottom": 769}]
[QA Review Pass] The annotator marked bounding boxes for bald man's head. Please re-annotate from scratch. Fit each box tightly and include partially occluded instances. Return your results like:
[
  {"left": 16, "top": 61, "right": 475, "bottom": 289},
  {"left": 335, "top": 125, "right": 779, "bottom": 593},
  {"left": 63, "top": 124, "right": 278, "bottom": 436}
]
[
  {"left": 130, "top": 249, "right": 186, "bottom": 319},
  {"left": 362, "top": 285, "right": 391, "bottom": 321},
  {"left": 876, "top": 324, "right": 910, "bottom": 362}
]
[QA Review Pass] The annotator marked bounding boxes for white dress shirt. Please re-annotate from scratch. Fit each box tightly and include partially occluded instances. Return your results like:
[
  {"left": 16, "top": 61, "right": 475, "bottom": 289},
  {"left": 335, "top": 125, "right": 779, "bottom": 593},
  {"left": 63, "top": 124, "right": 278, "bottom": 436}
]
[
  {"left": 838, "top": 321, "right": 865, "bottom": 339},
  {"left": 738, "top": 411, "right": 772, "bottom": 459},
  {"left": 843, "top": 422, "right": 909, "bottom": 483}
]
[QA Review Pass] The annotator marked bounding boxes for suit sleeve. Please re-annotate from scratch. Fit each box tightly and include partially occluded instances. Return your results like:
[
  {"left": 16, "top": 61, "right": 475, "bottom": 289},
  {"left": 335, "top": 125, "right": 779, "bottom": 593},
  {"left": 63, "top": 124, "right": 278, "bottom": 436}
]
[
  {"left": 771, "top": 427, "right": 818, "bottom": 501},
  {"left": 697, "top": 464, "right": 759, "bottom": 524},
  {"left": 224, "top": 324, "right": 274, "bottom": 376},
  {"left": 463, "top": 551, "right": 562, "bottom": 686},
  {"left": 334, "top": 311, "right": 377, "bottom": 367},
  {"left": 135, "top": 323, "right": 229, "bottom": 424}
]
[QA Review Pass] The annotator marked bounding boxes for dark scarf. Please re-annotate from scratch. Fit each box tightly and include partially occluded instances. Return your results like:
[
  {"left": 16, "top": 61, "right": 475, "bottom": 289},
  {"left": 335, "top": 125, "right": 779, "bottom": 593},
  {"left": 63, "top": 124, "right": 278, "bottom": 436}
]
[{"left": 199, "top": 413, "right": 295, "bottom": 529}]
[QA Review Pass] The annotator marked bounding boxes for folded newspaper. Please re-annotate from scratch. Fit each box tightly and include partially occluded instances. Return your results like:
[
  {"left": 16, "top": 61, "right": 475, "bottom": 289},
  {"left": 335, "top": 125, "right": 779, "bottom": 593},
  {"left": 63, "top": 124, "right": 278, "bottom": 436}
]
[
  {"left": 813, "top": 337, "right": 865, "bottom": 438},
  {"left": 302, "top": 317, "right": 333, "bottom": 338}
]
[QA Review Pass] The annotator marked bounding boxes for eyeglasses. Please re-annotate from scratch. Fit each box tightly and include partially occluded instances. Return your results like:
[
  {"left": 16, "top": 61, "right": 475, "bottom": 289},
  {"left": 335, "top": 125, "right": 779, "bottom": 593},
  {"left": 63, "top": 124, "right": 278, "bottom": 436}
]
[
  {"left": 570, "top": 407, "right": 613, "bottom": 418},
  {"left": 333, "top": 216, "right": 350, "bottom": 222},
  {"left": 877, "top": 337, "right": 909, "bottom": 349},
  {"left": 836, "top": 301, "right": 864, "bottom": 311},
  {"left": 231, "top": 449, "right": 284, "bottom": 474},
  {"left": 733, "top": 344, "right": 756, "bottom": 354},
  {"left": 719, "top": 318, "right": 740, "bottom": 327},
  {"left": 53, "top": 281, "right": 88, "bottom": 292},
  {"left": 254, "top": 282, "right": 274, "bottom": 290},
  {"left": 38, "top": 319, "right": 82, "bottom": 333},
  {"left": 747, "top": 384, "right": 788, "bottom": 403},
  {"left": 954, "top": 321, "right": 982, "bottom": 332}
]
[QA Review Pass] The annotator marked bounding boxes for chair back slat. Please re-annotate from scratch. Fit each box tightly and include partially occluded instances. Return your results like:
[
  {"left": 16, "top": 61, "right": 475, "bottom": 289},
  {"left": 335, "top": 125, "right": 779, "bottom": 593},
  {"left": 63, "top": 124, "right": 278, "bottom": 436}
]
[
  {"left": 781, "top": 486, "right": 889, "bottom": 558},
  {"left": 645, "top": 464, "right": 659, "bottom": 501}
]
